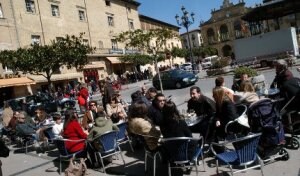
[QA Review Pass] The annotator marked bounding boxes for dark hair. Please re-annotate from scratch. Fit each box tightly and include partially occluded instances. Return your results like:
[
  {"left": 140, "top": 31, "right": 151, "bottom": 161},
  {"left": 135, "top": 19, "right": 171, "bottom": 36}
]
[
  {"left": 129, "top": 101, "right": 148, "bottom": 119},
  {"left": 35, "top": 105, "right": 45, "bottom": 112},
  {"left": 131, "top": 90, "right": 142, "bottom": 102},
  {"left": 163, "top": 101, "right": 181, "bottom": 122},
  {"left": 52, "top": 113, "right": 62, "bottom": 121},
  {"left": 147, "top": 87, "right": 157, "bottom": 93},
  {"left": 63, "top": 108, "right": 77, "bottom": 129},
  {"left": 190, "top": 86, "right": 201, "bottom": 93},
  {"left": 215, "top": 76, "right": 224, "bottom": 87},
  {"left": 152, "top": 93, "right": 165, "bottom": 107},
  {"left": 89, "top": 100, "right": 97, "bottom": 106}
]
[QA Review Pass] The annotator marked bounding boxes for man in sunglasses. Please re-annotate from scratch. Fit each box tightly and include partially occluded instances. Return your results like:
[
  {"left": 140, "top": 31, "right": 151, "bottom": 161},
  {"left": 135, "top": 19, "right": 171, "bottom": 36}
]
[{"left": 81, "top": 100, "right": 106, "bottom": 130}]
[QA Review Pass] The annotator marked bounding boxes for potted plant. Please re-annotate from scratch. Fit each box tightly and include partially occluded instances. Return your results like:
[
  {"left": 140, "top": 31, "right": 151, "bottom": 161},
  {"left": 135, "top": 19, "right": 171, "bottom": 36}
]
[{"left": 206, "top": 57, "right": 231, "bottom": 76}]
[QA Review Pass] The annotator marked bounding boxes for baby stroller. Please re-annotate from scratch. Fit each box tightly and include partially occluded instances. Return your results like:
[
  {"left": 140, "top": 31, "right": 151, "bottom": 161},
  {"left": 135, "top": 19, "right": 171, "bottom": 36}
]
[
  {"left": 279, "top": 77, "right": 300, "bottom": 149},
  {"left": 248, "top": 98, "right": 289, "bottom": 162}
]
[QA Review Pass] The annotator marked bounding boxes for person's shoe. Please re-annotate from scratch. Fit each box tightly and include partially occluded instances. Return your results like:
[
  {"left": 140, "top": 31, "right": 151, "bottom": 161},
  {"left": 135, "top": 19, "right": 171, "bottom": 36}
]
[{"left": 33, "top": 140, "right": 40, "bottom": 149}]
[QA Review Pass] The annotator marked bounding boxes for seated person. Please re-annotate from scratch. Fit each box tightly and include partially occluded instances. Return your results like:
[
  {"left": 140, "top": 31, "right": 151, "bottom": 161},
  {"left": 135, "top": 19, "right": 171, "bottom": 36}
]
[
  {"left": 1, "top": 101, "right": 13, "bottom": 128},
  {"left": 87, "top": 111, "right": 119, "bottom": 151},
  {"left": 148, "top": 93, "right": 166, "bottom": 127},
  {"left": 128, "top": 101, "right": 161, "bottom": 151},
  {"left": 106, "top": 95, "right": 127, "bottom": 124},
  {"left": 215, "top": 76, "right": 234, "bottom": 101},
  {"left": 187, "top": 86, "right": 216, "bottom": 137},
  {"left": 51, "top": 113, "right": 63, "bottom": 139},
  {"left": 232, "top": 73, "right": 249, "bottom": 92},
  {"left": 63, "top": 109, "right": 88, "bottom": 153},
  {"left": 81, "top": 100, "right": 106, "bottom": 130},
  {"left": 213, "top": 87, "right": 241, "bottom": 139},
  {"left": 34, "top": 106, "right": 52, "bottom": 127},
  {"left": 234, "top": 80, "right": 259, "bottom": 105},
  {"left": 161, "top": 101, "right": 198, "bottom": 160},
  {"left": 16, "top": 111, "right": 40, "bottom": 146}
]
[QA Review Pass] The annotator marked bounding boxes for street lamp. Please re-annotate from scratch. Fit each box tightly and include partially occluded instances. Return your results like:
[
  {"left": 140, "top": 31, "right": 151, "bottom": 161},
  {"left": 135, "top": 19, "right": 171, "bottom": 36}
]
[{"left": 175, "top": 6, "right": 196, "bottom": 72}]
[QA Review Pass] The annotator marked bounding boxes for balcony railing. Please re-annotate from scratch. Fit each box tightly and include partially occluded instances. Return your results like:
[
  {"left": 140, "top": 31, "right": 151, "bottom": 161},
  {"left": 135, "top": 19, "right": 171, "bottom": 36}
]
[{"left": 94, "top": 48, "right": 142, "bottom": 55}]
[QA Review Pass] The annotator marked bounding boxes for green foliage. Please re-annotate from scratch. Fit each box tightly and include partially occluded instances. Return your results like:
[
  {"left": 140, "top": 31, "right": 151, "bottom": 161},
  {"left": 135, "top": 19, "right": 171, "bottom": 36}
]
[
  {"left": 0, "top": 33, "right": 94, "bottom": 85},
  {"left": 119, "top": 54, "right": 154, "bottom": 65},
  {"left": 211, "top": 57, "right": 230, "bottom": 69},
  {"left": 234, "top": 66, "right": 258, "bottom": 78},
  {"left": 171, "top": 47, "right": 188, "bottom": 58}
]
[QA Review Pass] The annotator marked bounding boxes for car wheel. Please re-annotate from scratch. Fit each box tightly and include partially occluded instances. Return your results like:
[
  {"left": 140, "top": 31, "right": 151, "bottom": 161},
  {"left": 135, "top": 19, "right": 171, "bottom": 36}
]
[{"left": 175, "top": 82, "right": 182, "bottom": 89}]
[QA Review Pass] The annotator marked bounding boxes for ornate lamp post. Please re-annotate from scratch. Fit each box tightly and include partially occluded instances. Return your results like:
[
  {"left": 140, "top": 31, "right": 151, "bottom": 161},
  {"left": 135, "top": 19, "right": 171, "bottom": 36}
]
[{"left": 175, "top": 6, "right": 195, "bottom": 72}]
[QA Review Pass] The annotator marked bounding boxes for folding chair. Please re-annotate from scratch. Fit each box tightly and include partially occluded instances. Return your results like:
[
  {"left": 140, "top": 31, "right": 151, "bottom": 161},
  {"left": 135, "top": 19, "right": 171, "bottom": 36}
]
[
  {"left": 161, "top": 137, "right": 205, "bottom": 176},
  {"left": 116, "top": 122, "right": 134, "bottom": 152},
  {"left": 212, "top": 133, "right": 263, "bottom": 176},
  {"left": 93, "top": 131, "right": 125, "bottom": 174}
]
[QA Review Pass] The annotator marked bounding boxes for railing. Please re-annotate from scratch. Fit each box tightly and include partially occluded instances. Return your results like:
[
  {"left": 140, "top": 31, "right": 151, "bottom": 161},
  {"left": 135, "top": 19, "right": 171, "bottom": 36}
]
[{"left": 94, "top": 48, "right": 142, "bottom": 55}]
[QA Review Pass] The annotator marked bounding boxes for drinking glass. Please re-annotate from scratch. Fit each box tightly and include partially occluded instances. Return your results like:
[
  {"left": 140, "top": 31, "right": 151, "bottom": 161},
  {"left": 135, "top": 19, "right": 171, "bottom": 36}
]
[{"left": 274, "top": 82, "right": 277, "bottom": 89}]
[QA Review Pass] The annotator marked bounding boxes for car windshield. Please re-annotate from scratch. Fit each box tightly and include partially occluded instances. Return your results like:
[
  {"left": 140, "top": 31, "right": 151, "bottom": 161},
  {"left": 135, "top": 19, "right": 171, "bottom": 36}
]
[
  {"left": 171, "top": 70, "right": 187, "bottom": 76},
  {"left": 204, "top": 58, "right": 211, "bottom": 62}
]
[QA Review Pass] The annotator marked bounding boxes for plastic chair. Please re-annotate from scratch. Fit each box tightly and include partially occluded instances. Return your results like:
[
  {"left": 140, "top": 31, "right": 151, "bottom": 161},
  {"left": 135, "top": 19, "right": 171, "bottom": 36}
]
[
  {"left": 54, "top": 138, "right": 86, "bottom": 175},
  {"left": 225, "top": 104, "right": 250, "bottom": 135},
  {"left": 161, "top": 137, "right": 205, "bottom": 176},
  {"left": 116, "top": 122, "right": 134, "bottom": 152},
  {"left": 212, "top": 133, "right": 263, "bottom": 176},
  {"left": 94, "top": 130, "right": 125, "bottom": 174}
]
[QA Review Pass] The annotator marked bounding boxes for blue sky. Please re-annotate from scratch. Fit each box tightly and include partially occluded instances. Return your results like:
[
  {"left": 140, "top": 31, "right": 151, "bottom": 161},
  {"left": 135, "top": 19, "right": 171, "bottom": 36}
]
[{"left": 137, "top": 0, "right": 263, "bottom": 33}]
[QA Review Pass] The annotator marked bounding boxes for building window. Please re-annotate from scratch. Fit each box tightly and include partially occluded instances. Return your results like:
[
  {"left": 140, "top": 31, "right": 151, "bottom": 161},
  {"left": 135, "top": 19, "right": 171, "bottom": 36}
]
[
  {"left": 51, "top": 4, "right": 60, "bottom": 17},
  {"left": 111, "top": 39, "right": 117, "bottom": 49},
  {"left": 31, "top": 35, "right": 40, "bottom": 45},
  {"left": 105, "top": 0, "right": 111, "bottom": 6},
  {"left": 25, "top": 0, "right": 35, "bottom": 13},
  {"left": 78, "top": 10, "right": 86, "bottom": 21},
  {"left": 56, "top": 37, "right": 63, "bottom": 41},
  {"left": 129, "top": 20, "right": 134, "bottom": 30},
  {"left": 0, "top": 4, "right": 3, "bottom": 18},
  {"left": 127, "top": 7, "right": 131, "bottom": 13},
  {"left": 107, "top": 15, "right": 114, "bottom": 26},
  {"left": 83, "top": 39, "right": 89, "bottom": 45},
  {"left": 98, "top": 41, "right": 103, "bottom": 48}
]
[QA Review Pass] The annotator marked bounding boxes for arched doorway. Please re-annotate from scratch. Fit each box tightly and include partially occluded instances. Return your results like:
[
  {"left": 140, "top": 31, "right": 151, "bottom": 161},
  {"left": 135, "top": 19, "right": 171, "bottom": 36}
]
[
  {"left": 220, "top": 24, "right": 229, "bottom": 41},
  {"left": 222, "top": 45, "right": 232, "bottom": 57},
  {"left": 206, "top": 28, "right": 215, "bottom": 44},
  {"left": 233, "top": 20, "right": 243, "bottom": 39}
]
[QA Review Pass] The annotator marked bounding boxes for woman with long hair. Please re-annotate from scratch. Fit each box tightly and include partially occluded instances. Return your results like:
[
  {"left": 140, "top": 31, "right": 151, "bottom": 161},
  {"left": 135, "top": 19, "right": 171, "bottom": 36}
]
[
  {"left": 63, "top": 109, "right": 88, "bottom": 153},
  {"left": 128, "top": 101, "right": 161, "bottom": 151},
  {"left": 213, "top": 87, "right": 239, "bottom": 139}
]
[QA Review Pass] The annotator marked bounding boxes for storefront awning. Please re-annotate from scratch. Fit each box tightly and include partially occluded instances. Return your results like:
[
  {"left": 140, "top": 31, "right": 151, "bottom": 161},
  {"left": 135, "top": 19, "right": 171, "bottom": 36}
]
[
  {"left": 106, "top": 57, "right": 122, "bottom": 64},
  {"left": 83, "top": 62, "right": 105, "bottom": 69},
  {"left": 28, "top": 73, "right": 83, "bottom": 83},
  {"left": 0, "top": 77, "right": 35, "bottom": 88}
]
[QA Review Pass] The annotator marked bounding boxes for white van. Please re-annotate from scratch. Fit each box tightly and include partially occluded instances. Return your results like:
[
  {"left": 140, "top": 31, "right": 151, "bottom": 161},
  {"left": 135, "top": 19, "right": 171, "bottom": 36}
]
[{"left": 202, "top": 55, "right": 218, "bottom": 69}]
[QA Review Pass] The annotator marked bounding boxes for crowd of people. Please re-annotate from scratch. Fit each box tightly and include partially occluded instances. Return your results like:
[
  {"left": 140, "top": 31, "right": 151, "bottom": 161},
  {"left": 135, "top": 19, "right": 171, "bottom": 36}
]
[{"left": 0, "top": 58, "right": 299, "bottom": 175}]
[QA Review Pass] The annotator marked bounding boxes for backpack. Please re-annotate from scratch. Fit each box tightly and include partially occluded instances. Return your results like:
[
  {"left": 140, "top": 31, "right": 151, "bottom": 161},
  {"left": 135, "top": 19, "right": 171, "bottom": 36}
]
[{"left": 64, "top": 158, "right": 87, "bottom": 176}]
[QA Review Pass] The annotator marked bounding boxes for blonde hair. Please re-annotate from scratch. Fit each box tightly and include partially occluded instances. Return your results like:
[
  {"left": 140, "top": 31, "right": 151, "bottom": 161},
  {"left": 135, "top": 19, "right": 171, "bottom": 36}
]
[{"left": 240, "top": 80, "right": 255, "bottom": 92}]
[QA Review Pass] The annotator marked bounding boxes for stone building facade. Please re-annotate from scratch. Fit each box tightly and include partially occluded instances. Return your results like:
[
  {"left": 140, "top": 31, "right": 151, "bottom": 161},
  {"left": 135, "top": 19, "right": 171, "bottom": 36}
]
[
  {"left": 200, "top": 0, "right": 251, "bottom": 57},
  {"left": 139, "top": 14, "right": 185, "bottom": 74},
  {"left": 0, "top": 0, "right": 141, "bottom": 99}
]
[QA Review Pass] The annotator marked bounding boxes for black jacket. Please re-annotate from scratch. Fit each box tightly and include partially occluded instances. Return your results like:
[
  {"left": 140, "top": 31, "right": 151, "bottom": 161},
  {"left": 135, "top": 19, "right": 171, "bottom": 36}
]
[
  {"left": 148, "top": 105, "right": 164, "bottom": 127},
  {"left": 187, "top": 95, "right": 216, "bottom": 118}
]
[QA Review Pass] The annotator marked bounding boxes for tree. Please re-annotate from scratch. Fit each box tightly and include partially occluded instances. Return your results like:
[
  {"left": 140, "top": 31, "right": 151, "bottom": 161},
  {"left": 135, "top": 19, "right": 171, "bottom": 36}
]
[
  {"left": 116, "top": 28, "right": 178, "bottom": 91},
  {"left": 0, "top": 34, "right": 94, "bottom": 90}
]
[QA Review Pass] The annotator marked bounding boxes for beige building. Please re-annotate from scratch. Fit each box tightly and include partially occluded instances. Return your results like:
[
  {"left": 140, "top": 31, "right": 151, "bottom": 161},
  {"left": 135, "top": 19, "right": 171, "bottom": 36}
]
[
  {"left": 0, "top": 0, "right": 141, "bottom": 100},
  {"left": 139, "top": 14, "right": 185, "bottom": 74},
  {"left": 200, "top": 0, "right": 252, "bottom": 57}
]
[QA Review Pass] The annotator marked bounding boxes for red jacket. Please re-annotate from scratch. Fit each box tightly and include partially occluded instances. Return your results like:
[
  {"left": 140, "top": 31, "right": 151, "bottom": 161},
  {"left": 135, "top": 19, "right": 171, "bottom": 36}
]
[
  {"left": 77, "top": 95, "right": 86, "bottom": 106},
  {"left": 80, "top": 87, "right": 89, "bottom": 100},
  {"left": 63, "top": 120, "right": 87, "bottom": 153}
]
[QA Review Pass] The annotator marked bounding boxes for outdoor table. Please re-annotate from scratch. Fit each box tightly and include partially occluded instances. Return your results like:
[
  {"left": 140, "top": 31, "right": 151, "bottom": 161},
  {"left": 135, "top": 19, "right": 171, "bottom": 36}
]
[
  {"left": 184, "top": 113, "right": 205, "bottom": 127},
  {"left": 257, "top": 88, "right": 280, "bottom": 98}
]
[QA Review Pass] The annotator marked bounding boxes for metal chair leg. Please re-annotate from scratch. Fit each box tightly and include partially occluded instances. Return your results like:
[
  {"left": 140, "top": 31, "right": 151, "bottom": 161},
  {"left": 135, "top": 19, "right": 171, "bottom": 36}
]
[
  {"left": 216, "top": 159, "right": 219, "bottom": 175},
  {"left": 195, "top": 160, "right": 199, "bottom": 176},
  {"left": 168, "top": 162, "right": 171, "bottom": 176},
  {"left": 59, "top": 157, "right": 62, "bottom": 175},
  {"left": 153, "top": 153, "right": 157, "bottom": 176},
  {"left": 98, "top": 153, "right": 106, "bottom": 174},
  {"left": 145, "top": 152, "right": 148, "bottom": 172},
  {"left": 229, "top": 165, "right": 233, "bottom": 176}
]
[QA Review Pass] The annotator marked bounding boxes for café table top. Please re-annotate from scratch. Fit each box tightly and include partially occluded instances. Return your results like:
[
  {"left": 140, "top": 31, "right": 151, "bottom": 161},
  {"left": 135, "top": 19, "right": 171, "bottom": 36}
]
[
  {"left": 257, "top": 88, "right": 280, "bottom": 97},
  {"left": 184, "top": 114, "right": 204, "bottom": 127}
]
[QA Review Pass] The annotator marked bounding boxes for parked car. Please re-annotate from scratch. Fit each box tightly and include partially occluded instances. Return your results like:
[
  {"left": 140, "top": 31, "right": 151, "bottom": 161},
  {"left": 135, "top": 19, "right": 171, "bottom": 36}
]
[
  {"left": 202, "top": 55, "right": 218, "bottom": 69},
  {"left": 152, "top": 69, "right": 198, "bottom": 89},
  {"left": 180, "top": 62, "right": 193, "bottom": 71}
]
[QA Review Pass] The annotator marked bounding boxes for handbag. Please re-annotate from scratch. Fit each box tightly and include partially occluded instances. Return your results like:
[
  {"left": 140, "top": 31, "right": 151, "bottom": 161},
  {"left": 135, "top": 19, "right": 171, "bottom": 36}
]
[
  {"left": 0, "top": 139, "right": 9, "bottom": 158},
  {"left": 65, "top": 158, "right": 87, "bottom": 176}
]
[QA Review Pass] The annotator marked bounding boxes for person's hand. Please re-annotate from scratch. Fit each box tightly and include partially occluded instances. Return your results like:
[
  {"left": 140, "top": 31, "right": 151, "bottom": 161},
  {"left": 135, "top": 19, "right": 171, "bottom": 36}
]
[
  {"left": 216, "top": 120, "right": 221, "bottom": 127},
  {"left": 83, "top": 129, "right": 89, "bottom": 135}
]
